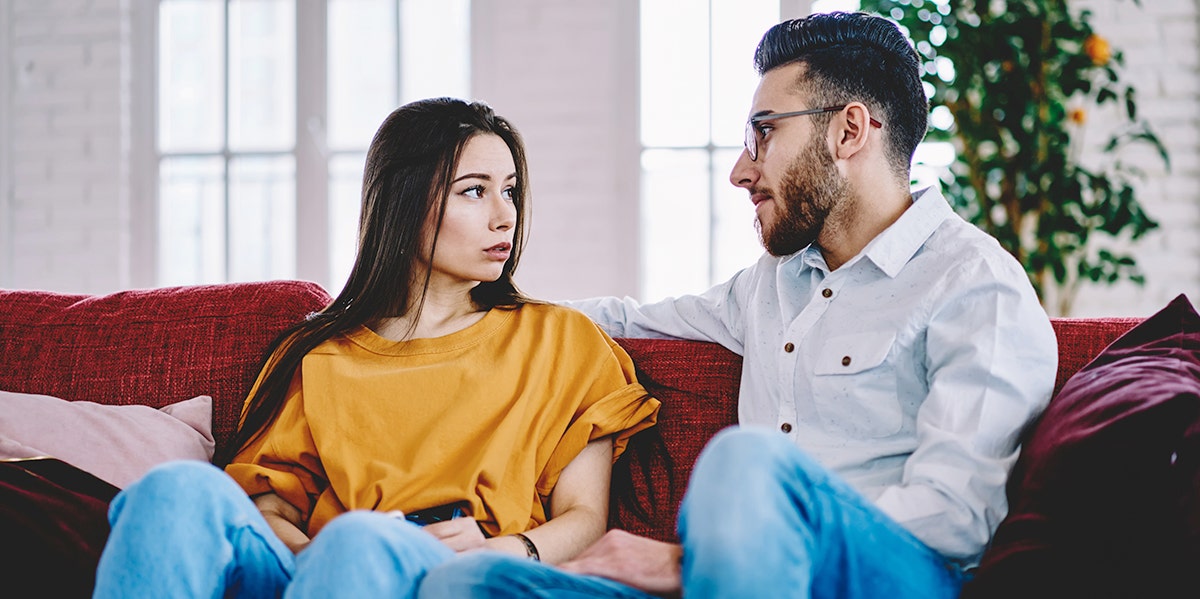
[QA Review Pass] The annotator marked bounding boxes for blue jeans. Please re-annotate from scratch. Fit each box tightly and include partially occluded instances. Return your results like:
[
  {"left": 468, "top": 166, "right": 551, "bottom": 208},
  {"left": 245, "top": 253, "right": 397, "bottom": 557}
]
[
  {"left": 93, "top": 461, "right": 454, "bottom": 599},
  {"left": 420, "top": 428, "right": 966, "bottom": 599}
]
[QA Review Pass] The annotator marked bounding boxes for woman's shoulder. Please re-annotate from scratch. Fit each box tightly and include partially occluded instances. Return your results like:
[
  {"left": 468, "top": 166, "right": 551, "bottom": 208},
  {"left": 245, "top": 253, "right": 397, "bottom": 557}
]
[{"left": 515, "top": 301, "right": 603, "bottom": 327}]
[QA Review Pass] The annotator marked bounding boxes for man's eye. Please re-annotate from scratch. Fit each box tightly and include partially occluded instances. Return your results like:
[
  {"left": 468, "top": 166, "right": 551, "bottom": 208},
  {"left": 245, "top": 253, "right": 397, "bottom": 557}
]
[
  {"left": 756, "top": 123, "right": 773, "bottom": 137},
  {"left": 462, "top": 185, "right": 483, "bottom": 199}
]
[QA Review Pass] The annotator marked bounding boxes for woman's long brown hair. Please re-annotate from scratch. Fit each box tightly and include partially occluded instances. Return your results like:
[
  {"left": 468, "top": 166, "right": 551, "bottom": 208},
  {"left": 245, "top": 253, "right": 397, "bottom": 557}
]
[{"left": 216, "top": 98, "right": 532, "bottom": 466}]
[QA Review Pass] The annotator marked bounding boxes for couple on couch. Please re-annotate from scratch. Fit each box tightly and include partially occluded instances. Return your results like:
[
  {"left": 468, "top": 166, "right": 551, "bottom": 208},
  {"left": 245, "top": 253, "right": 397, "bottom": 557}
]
[{"left": 94, "top": 12, "right": 1056, "bottom": 599}]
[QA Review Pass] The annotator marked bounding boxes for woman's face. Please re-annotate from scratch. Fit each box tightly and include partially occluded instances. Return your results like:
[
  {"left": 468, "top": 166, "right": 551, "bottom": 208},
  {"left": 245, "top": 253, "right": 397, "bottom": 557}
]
[{"left": 420, "top": 133, "right": 518, "bottom": 290}]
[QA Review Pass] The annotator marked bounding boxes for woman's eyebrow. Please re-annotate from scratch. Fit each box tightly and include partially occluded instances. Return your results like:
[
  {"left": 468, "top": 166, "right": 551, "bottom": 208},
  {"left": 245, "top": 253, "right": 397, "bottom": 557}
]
[{"left": 451, "top": 172, "right": 518, "bottom": 184}]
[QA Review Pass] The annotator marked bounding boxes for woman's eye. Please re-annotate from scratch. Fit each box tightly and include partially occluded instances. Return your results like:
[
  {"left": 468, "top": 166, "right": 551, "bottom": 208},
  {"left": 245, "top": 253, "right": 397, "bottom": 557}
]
[
  {"left": 462, "top": 185, "right": 484, "bottom": 199},
  {"left": 502, "top": 187, "right": 516, "bottom": 201}
]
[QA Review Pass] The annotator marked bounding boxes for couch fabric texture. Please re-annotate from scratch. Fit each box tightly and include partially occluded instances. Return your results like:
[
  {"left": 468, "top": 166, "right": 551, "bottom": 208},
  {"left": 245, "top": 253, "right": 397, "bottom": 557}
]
[{"left": 4, "top": 280, "right": 1198, "bottom": 597}]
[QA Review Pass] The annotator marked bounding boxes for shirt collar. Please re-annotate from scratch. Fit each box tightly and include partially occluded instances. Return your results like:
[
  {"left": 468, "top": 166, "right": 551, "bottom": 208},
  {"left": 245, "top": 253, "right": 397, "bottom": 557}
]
[
  {"left": 860, "top": 186, "right": 954, "bottom": 278},
  {"left": 786, "top": 186, "right": 954, "bottom": 278}
]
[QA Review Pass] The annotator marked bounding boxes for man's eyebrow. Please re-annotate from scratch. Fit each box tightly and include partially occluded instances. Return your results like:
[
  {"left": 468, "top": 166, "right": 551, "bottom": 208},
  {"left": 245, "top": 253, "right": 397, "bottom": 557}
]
[{"left": 751, "top": 110, "right": 775, "bottom": 119}]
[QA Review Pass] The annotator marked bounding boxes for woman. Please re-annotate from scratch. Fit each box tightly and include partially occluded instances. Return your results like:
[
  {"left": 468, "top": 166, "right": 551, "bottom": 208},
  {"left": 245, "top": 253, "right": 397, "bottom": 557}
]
[{"left": 93, "top": 98, "right": 660, "bottom": 598}]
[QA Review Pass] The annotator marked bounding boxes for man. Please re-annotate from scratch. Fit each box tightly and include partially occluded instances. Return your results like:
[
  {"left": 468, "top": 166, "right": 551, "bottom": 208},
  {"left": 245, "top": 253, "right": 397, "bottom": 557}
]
[{"left": 420, "top": 11, "right": 1057, "bottom": 598}]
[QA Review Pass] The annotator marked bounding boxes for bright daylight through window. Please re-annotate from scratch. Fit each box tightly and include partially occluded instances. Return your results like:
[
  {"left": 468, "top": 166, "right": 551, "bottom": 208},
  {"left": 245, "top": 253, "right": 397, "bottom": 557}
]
[{"left": 155, "top": 0, "right": 467, "bottom": 293}]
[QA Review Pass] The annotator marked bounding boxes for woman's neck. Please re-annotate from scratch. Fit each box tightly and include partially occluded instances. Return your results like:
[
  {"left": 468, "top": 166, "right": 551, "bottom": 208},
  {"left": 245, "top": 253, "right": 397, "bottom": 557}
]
[{"left": 372, "top": 285, "right": 486, "bottom": 341}]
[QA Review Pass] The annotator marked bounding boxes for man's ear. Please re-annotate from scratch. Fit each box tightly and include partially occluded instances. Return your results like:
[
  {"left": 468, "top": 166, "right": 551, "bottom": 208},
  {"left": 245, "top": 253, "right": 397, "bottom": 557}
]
[{"left": 831, "top": 102, "right": 875, "bottom": 160}]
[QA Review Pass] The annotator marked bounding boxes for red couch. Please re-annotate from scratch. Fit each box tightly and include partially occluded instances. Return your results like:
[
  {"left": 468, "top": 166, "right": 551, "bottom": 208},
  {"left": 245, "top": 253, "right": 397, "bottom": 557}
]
[{"left": 0, "top": 281, "right": 1144, "bottom": 590}]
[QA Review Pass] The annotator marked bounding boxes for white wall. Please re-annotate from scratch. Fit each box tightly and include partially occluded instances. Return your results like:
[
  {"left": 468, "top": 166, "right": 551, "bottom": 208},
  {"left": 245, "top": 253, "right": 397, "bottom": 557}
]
[
  {"left": 1, "top": 0, "right": 1197, "bottom": 316},
  {"left": 1067, "top": 0, "right": 1200, "bottom": 317},
  {"left": 471, "top": 0, "right": 641, "bottom": 301},
  {"left": 2, "top": 0, "right": 134, "bottom": 294}
]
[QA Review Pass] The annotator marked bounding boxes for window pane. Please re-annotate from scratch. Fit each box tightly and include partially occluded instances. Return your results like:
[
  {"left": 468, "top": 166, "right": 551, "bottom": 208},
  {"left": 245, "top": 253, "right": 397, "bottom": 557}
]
[
  {"left": 159, "top": 156, "right": 225, "bottom": 285},
  {"left": 229, "top": 0, "right": 296, "bottom": 152},
  {"left": 159, "top": 0, "right": 224, "bottom": 152},
  {"left": 229, "top": 155, "right": 296, "bottom": 281},
  {"left": 329, "top": 153, "right": 365, "bottom": 294},
  {"left": 640, "top": 149, "right": 712, "bottom": 302},
  {"left": 640, "top": 0, "right": 709, "bottom": 147},
  {"left": 711, "top": 148, "right": 764, "bottom": 282},
  {"left": 400, "top": 0, "right": 470, "bottom": 103},
  {"left": 329, "top": 0, "right": 397, "bottom": 151},
  {"left": 710, "top": 0, "right": 778, "bottom": 147}
]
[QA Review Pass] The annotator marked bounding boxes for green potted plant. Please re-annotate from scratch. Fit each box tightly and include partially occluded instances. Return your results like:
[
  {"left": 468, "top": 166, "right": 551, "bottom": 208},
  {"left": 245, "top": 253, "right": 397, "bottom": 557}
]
[{"left": 857, "top": 0, "right": 1169, "bottom": 314}]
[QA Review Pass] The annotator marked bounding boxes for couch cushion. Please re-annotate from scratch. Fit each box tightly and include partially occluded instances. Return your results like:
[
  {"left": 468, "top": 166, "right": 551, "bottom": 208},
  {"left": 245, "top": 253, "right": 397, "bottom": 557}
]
[
  {"left": 963, "top": 294, "right": 1200, "bottom": 598},
  {"left": 610, "top": 338, "right": 742, "bottom": 542},
  {"left": 0, "top": 281, "right": 332, "bottom": 451},
  {"left": 0, "top": 458, "right": 118, "bottom": 599},
  {"left": 0, "top": 392, "right": 214, "bottom": 488}
]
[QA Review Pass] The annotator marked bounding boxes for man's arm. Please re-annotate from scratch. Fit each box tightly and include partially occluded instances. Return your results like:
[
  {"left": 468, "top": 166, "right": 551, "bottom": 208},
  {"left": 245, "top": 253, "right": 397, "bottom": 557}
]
[
  {"left": 559, "top": 529, "right": 683, "bottom": 597},
  {"left": 874, "top": 257, "right": 1058, "bottom": 563},
  {"left": 563, "top": 261, "right": 760, "bottom": 352}
]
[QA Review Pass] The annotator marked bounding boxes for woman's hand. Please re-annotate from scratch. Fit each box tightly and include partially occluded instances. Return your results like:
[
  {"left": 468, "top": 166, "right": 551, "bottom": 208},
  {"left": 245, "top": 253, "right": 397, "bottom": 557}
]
[
  {"left": 253, "top": 492, "right": 311, "bottom": 554},
  {"left": 422, "top": 516, "right": 487, "bottom": 552}
]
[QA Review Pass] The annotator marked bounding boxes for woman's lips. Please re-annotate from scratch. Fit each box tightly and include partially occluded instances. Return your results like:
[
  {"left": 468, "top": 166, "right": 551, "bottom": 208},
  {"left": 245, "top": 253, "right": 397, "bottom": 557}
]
[{"left": 485, "top": 242, "right": 512, "bottom": 261}]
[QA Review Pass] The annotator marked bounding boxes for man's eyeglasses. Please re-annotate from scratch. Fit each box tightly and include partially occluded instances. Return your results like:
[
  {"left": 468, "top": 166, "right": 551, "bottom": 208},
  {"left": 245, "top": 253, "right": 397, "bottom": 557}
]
[{"left": 744, "top": 105, "right": 883, "bottom": 161}]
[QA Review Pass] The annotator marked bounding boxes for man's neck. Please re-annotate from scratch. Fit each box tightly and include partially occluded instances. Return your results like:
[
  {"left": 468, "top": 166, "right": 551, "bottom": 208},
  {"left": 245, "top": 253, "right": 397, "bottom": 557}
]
[{"left": 818, "top": 184, "right": 913, "bottom": 271}]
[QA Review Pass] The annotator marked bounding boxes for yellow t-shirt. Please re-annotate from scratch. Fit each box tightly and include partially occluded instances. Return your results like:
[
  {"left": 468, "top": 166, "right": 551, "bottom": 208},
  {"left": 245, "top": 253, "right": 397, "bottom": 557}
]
[{"left": 225, "top": 303, "right": 659, "bottom": 538}]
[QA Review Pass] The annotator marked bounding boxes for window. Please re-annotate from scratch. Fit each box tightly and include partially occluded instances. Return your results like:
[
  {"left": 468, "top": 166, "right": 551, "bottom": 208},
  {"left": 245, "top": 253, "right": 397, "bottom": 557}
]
[
  {"left": 155, "top": 0, "right": 468, "bottom": 293},
  {"left": 639, "top": 0, "right": 779, "bottom": 303},
  {"left": 638, "top": 0, "right": 952, "bottom": 302}
]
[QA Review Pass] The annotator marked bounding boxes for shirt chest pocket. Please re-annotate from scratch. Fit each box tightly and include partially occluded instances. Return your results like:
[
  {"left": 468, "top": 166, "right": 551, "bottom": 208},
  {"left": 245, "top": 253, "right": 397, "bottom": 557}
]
[{"left": 810, "top": 331, "right": 901, "bottom": 438}]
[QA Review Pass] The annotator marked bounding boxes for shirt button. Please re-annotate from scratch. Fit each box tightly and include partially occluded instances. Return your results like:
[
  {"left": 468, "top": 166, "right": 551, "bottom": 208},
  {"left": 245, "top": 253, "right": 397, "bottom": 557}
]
[
  {"left": 784, "top": 342, "right": 795, "bottom": 353},
  {"left": 821, "top": 288, "right": 833, "bottom": 298},
  {"left": 780, "top": 423, "right": 793, "bottom": 433},
  {"left": 842, "top": 356, "right": 852, "bottom": 366}
]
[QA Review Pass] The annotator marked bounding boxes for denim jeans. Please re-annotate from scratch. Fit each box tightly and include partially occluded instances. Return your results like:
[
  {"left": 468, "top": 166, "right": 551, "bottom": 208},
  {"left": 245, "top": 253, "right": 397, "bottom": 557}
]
[
  {"left": 420, "top": 427, "right": 966, "bottom": 599},
  {"left": 93, "top": 460, "right": 454, "bottom": 599}
]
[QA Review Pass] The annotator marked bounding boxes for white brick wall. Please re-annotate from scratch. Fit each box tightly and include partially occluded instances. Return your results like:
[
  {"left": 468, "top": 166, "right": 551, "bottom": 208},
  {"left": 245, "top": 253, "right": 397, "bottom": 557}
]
[
  {"left": 0, "top": 0, "right": 1196, "bottom": 316},
  {"left": 1, "top": 3, "right": 11, "bottom": 287},
  {"left": 2, "top": 0, "right": 131, "bottom": 294},
  {"left": 1066, "top": 0, "right": 1200, "bottom": 316}
]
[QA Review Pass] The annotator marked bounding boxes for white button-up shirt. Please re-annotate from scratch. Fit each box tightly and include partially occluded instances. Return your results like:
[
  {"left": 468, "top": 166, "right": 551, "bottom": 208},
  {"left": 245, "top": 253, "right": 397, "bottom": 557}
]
[{"left": 567, "top": 187, "right": 1057, "bottom": 565}]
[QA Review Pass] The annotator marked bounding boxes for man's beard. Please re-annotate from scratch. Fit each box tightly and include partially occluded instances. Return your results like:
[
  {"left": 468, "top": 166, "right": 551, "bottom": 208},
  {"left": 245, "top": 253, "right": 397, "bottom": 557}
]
[{"left": 757, "top": 136, "right": 849, "bottom": 257}]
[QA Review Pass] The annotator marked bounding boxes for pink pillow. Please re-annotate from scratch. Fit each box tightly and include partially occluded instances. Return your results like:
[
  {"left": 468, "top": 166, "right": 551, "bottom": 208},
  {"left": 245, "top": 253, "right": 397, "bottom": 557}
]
[{"left": 0, "top": 392, "right": 215, "bottom": 488}]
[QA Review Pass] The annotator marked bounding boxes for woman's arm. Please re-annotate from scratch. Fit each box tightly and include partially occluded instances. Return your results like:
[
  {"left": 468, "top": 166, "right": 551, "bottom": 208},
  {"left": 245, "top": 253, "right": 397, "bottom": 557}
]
[
  {"left": 253, "top": 492, "right": 311, "bottom": 554},
  {"left": 425, "top": 436, "right": 614, "bottom": 563},
  {"left": 507, "top": 435, "right": 614, "bottom": 563}
]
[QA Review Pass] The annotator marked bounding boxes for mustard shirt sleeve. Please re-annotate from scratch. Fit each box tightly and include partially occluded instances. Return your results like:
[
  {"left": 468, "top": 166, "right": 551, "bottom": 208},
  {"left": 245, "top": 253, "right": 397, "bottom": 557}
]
[
  {"left": 224, "top": 366, "right": 328, "bottom": 521},
  {"left": 536, "top": 330, "right": 661, "bottom": 498}
]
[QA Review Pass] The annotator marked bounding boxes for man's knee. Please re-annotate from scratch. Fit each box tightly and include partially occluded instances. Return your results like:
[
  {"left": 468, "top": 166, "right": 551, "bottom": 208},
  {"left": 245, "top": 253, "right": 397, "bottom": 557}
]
[{"left": 693, "top": 427, "right": 802, "bottom": 482}]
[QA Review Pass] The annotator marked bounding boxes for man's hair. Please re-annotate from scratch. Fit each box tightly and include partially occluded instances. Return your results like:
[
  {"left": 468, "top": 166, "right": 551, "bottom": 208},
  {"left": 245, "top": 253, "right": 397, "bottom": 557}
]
[{"left": 754, "top": 11, "right": 927, "bottom": 178}]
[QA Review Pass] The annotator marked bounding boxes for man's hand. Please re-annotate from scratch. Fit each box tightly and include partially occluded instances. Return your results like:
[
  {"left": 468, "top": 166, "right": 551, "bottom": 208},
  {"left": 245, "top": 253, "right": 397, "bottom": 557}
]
[
  {"left": 559, "top": 529, "right": 682, "bottom": 597},
  {"left": 423, "top": 517, "right": 487, "bottom": 552}
]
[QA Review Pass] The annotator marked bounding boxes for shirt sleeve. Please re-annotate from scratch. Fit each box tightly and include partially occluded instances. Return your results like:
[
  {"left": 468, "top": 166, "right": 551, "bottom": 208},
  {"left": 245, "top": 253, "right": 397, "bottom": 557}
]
[
  {"left": 873, "top": 255, "right": 1058, "bottom": 564},
  {"left": 535, "top": 328, "right": 662, "bottom": 497},
  {"left": 224, "top": 366, "right": 328, "bottom": 522},
  {"left": 562, "top": 262, "right": 759, "bottom": 354}
]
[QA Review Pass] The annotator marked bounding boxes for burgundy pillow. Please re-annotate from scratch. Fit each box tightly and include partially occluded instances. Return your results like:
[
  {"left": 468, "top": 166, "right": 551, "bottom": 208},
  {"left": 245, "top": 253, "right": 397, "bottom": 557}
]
[
  {"left": 963, "top": 294, "right": 1200, "bottom": 598},
  {"left": 0, "top": 458, "right": 118, "bottom": 599}
]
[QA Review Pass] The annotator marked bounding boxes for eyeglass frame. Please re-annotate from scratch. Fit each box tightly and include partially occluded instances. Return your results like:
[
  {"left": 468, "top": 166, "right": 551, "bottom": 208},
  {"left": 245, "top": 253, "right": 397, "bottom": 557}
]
[{"left": 744, "top": 105, "right": 883, "bottom": 162}]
